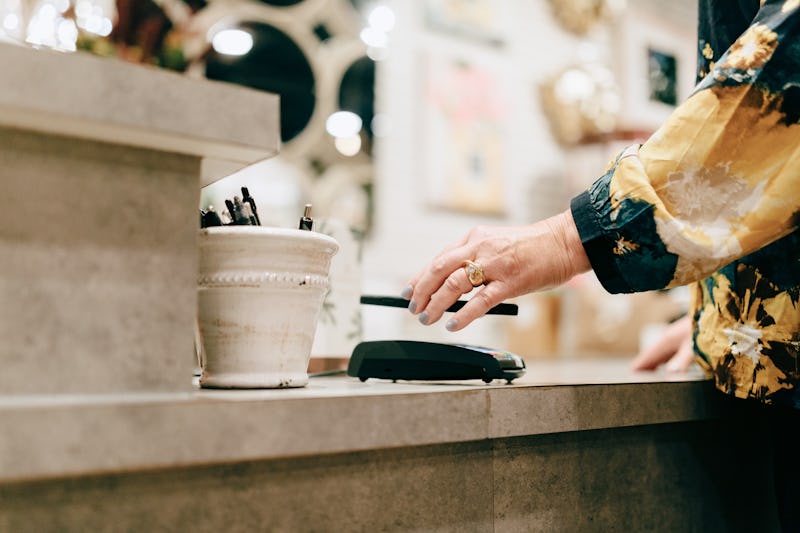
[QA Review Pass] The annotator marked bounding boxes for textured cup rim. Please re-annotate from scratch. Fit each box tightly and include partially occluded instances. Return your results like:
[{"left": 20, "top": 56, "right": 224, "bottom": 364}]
[{"left": 199, "top": 226, "right": 339, "bottom": 254}]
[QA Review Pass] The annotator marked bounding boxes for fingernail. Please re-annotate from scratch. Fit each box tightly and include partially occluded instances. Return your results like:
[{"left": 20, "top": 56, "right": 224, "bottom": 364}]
[
  {"left": 445, "top": 319, "right": 458, "bottom": 331},
  {"left": 666, "top": 362, "right": 680, "bottom": 372},
  {"left": 418, "top": 311, "right": 429, "bottom": 325},
  {"left": 408, "top": 300, "right": 417, "bottom": 314},
  {"left": 400, "top": 285, "right": 413, "bottom": 299}
]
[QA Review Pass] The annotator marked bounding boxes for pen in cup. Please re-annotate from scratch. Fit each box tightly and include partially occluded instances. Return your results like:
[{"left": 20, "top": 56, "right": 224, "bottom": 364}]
[
  {"left": 241, "top": 202, "right": 257, "bottom": 225},
  {"left": 201, "top": 206, "right": 222, "bottom": 227},
  {"left": 232, "top": 196, "right": 252, "bottom": 225},
  {"left": 241, "top": 187, "right": 261, "bottom": 226},
  {"left": 224, "top": 199, "right": 236, "bottom": 223},
  {"left": 299, "top": 204, "right": 313, "bottom": 231}
]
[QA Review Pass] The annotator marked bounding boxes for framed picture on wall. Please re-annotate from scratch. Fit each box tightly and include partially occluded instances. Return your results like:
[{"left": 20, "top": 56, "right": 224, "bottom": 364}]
[
  {"left": 613, "top": 10, "right": 696, "bottom": 133},
  {"left": 419, "top": 52, "right": 509, "bottom": 216}
]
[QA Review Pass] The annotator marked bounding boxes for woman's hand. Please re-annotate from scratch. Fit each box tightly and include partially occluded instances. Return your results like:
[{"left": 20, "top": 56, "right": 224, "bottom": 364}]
[
  {"left": 403, "top": 210, "right": 590, "bottom": 331},
  {"left": 630, "top": 315, "right": 695, "bottom": 372}
]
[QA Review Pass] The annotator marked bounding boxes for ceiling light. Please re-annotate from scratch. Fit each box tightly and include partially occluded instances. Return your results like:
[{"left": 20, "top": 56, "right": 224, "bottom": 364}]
[
  {"left": 211, "top": 28, "right": 253, "bottom": 56},
  {"left": 334, "top": 135, "right": 361, "bottom": 156},
  {"left": 368, "top": 5, "right": 395, "bottom": 33},
  {"left": 326, "top": 111, "right": 362, "bottom": 138},
  {"left": 359, "top": 26, "right": 387, "bottom": 48}
]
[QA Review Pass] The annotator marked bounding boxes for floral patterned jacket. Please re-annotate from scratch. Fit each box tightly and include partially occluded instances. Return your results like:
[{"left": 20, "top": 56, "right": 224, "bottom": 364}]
[{"left": 570, "top": 0, "right": 800, "bottom": 406}]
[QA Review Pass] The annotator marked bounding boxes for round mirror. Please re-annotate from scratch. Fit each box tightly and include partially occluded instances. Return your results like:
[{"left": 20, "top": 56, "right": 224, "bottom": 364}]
[
  {"left": 205, "top": 21, "right": 315, "bottom": 143},
  {"left": 337, "top": 56, "right": 375, "bottom": 154}
]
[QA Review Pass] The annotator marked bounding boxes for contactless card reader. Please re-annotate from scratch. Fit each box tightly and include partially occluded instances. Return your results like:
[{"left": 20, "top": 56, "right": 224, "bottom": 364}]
[{"left": 348, "top": 340, "right": 526, "bottom": 383}]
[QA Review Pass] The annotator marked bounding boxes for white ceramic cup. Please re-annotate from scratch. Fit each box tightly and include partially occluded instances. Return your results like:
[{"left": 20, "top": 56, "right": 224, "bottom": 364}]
[{"left": 197, "top": 226, "right": 339, "bottom": 388}]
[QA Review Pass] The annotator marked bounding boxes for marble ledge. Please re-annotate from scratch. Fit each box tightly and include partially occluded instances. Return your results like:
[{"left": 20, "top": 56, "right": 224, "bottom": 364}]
[
  {"left": 0, "top": 42, "right": 280, "bottom": 185},
  {"left": 0, "top": 358, "right": 719, "bottom": 483}
]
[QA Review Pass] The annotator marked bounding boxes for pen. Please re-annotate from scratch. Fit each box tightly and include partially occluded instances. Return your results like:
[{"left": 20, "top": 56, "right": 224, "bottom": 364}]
[
  {"left": 202, "top": 205, "right": 222, "bottom": 227},
  {"left": 224, "top": 199, "right": 236, "bottom": 223},
  {"left": 241, "top": 202, "right": 257, "bottom": 225},
  {"left": 299, "top": 203, "right": 313, "bottom": 231},
  {"left": 359, "top": 295, "right": 519, "bottom": 316},
  {"left": 232, "top": 196, "right": 252, "bottom": 225},
  {"left": 241, "top": 187, "right": 261, "bottom": 226}
]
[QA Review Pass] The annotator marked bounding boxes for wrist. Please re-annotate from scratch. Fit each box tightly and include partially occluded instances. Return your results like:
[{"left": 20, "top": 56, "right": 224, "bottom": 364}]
[{"left": 555, "top": 209, "right": 591, "bottom": 279}]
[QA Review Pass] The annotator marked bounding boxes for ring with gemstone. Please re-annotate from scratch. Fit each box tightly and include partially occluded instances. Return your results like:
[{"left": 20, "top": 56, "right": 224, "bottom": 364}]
[{"left": 462, "top": 260, "right": 486, "bottom": 287}]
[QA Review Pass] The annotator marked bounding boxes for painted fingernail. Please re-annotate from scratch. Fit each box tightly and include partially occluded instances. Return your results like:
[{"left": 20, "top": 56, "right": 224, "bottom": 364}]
[
  {"left": 445, "top": 319, "right": 458, "bottom": 331},
  {"left": 408, "top": 300, "right": 417, "bottom": 314},
  {"left": 418, "top": 311, "right": 429, "bottom": 325},
  {"left": 400, "top": 285, "right": 413, "bottom": 299}
]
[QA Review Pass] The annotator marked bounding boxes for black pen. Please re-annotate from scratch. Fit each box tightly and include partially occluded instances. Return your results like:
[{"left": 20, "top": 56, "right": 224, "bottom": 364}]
[
  {"left": 232, "top": 196, "right": 244, "bottom": 225},
  {"left": 299, "top": 204, "right": 313, "bottom": 231},
  {"left": 202, "top": 206, "right": 222, "bottom": 227},
  {"left": 224, "top": 199, "right": 236, "bottom": 223},
  {"left": 241, "top": 202, "right": 257, "bottom": 225},
  {"left": 359, "top": 295, "right": 519, "bottom": 316},
  {"left": 241, "top": 187, "right": 261, "bottom": 225}
]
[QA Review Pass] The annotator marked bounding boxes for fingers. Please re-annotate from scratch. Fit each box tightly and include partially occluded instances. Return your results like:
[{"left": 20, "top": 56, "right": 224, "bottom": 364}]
[
  {"left": 408, "top": 254, "right": 508, "bottom": 330},
  {"left": 401, "top": 223, "right": 532, "bottom": 330},
  {"left": 444, "top": 283, "right": 507, "bottom": 332},
  {"left": 665, "top": 336, "right": 696, "bottom": 372},
  {"left": 404, "top": 226, "right": 495, "bottom": 304},
  {"left": 630, "top": 332, "right": 678, "bottom": 371},
  {"left": 630, "top": 316, "right": 692, "bottom": 371},
  {"left": 416, "top": 267, "right": 475, "bottom": 326},
  {"left": 404, "top": 231, "right": 474, "bottom": 298},
  {"left": 405, "top": 243, "right": 475, "bottom": 315}
]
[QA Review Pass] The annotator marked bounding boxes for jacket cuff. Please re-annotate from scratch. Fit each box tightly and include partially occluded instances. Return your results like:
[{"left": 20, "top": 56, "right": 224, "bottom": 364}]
[{"left": 570, "top": 191, "right": 634, "bottom": 294}]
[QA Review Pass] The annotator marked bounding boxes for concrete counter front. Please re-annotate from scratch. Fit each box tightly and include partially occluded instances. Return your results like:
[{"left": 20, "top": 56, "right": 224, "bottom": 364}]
[
  {"left": 0, "top": 360, "right": 779, "bottom": 531},
  {"left": 0, "top": 359, "right": 713, "bottom": 480}
]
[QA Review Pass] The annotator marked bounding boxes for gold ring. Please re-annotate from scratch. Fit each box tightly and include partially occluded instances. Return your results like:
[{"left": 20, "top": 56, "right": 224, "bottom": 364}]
[{"left": 463, "top": 260, "right": 486, "bottom": 287}]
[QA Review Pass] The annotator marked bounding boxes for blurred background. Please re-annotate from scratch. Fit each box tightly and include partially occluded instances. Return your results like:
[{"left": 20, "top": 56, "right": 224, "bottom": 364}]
[{"left": 0, "top": 0, "right": 696, "bottom": 361}]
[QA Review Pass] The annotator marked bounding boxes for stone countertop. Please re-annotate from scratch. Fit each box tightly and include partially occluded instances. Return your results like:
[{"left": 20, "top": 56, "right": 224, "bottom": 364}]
[
  {"left": 0, "top": 359, "right": 718, "bottom": 483},
  {"left": 0, "top": 42, "right": 279, "bottom": 184}
]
